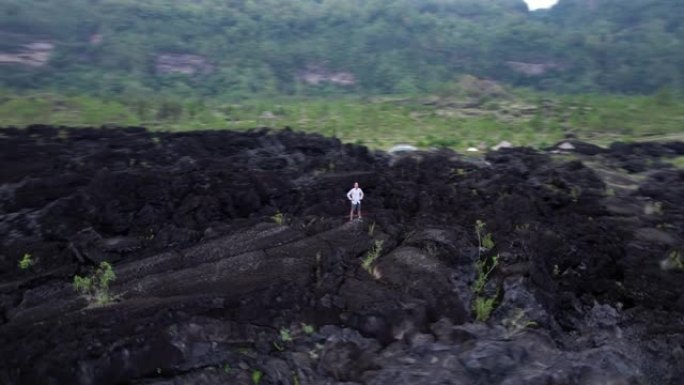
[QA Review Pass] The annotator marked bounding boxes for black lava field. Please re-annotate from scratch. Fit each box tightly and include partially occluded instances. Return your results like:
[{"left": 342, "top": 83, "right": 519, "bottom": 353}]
[{"left": 1, "top": 125, "right": 683, "bottom": 385}]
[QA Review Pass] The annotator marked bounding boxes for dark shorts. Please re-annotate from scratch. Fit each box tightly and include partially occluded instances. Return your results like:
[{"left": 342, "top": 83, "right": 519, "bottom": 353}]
[{"left": 351, "top": 202, "right": 361, "bottom": 210}]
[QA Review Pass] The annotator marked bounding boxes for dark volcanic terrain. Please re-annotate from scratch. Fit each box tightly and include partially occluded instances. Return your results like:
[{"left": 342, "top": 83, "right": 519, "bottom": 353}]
[{"left": 0, "top": 125, "right": 683, "bottom": 385}]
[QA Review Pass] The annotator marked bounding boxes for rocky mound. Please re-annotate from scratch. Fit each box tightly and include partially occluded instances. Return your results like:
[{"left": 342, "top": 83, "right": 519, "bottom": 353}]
[{"left": 0, "top": 126, "right": 682, "bottom": 385}]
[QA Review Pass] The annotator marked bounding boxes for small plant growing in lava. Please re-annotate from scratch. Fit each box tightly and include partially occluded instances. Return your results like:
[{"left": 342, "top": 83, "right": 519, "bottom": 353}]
[
  {"left": 279, "top": 327, "right": 293, "bottom": 343},
  {"left": 472, "top": 220, "right": 499, "bottom": 322},
  {"left": 474, "top": 296, "right": 497, "bottom": 322},
  {"left": 73, "top": 261, "right": 116, "bottom": 305},
  {"left": 252, "top": 369, "right": 263, "bottom": 384},
  {"left": 301, "top": 323, "right": 315, "bottom": 335},
  {"left": 18, "top": 253, "right": 33, "bottom": 270},
  {"left": 362, "top": 240, "right": 384, "bottom": 275},
  {"left": 502, "top": 308, "right": 538, "bottom": 339},
  {"left": 368, "top": 221, "right": 376, "bottom": 236},
  {"left": 661, "top": 250, "right": 684, "bottom": 271},
  {"left": 271, "top": 211, "right": 285, "bottom": 225}
]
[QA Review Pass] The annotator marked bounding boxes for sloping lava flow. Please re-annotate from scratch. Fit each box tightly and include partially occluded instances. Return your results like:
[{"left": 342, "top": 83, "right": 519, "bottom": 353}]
[{"left": 1, "top": 125, "right": 683, "bottom": 384}]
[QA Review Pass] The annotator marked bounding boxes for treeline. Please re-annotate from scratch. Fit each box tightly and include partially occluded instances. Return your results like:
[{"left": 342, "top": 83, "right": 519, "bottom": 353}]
[{"left": 0, "top": 0, "right": 682, "bottom": 98}]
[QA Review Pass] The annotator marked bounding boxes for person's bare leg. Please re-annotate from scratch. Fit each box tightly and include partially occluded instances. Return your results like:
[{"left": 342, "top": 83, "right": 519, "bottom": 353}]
[{"left": 349, "top": 207, "right": 354, "bottom": 221}]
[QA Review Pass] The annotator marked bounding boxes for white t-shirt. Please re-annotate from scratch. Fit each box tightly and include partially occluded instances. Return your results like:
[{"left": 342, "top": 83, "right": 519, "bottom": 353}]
[{"left": 347, "top": 187, "right": 364, "bottom": 204}]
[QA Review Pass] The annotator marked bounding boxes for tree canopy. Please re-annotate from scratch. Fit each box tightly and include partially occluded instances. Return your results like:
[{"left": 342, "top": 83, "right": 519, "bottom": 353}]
[{"left": 0, "top": 0, "right": 682, "bottom": 97}]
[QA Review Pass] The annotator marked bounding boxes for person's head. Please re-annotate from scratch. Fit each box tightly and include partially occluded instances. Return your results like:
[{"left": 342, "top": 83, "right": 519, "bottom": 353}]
[{"left": 354, "top": 182, "right": 359, "bottom": 188}]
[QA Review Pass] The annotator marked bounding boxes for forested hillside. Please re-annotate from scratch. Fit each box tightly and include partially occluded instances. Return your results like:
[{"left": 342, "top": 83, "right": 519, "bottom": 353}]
[
  {"left": 0, "top": 0, "right": 682, "bottom": 97},
  {"left": 545, "top": 0, "right": 684, "bottom": 92}
]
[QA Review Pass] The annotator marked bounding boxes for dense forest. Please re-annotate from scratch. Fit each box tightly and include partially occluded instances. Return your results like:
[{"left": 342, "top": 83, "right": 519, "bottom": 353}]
[{"left": 0, "top": 0, "right": 682, "bottom": 98}]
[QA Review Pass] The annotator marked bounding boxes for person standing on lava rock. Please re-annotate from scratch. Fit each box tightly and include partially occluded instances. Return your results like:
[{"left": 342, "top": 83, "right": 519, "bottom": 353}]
[{"left": 347, "top": 182, "right": 364, "bottom": 221}]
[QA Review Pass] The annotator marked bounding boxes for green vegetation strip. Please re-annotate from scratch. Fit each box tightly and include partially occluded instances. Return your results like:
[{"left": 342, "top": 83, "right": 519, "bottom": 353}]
[{"left": 2, "top": 88, "right": 683, "bottom": 150}]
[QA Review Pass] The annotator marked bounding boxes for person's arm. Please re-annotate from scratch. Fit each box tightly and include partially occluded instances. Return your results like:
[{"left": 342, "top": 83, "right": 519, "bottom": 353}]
[
  {"left": 347, "top": 189, "right": 353, "bottom": 200},
  {"left": 359, "top": 189, "right": 364, "bottom": 200}
]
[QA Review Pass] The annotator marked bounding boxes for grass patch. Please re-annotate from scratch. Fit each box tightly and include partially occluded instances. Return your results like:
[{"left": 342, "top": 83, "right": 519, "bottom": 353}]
[{"left": 2, "top": 88, "right": 684, "bottom": 151}]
